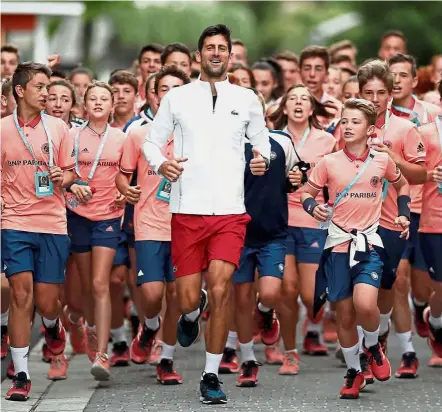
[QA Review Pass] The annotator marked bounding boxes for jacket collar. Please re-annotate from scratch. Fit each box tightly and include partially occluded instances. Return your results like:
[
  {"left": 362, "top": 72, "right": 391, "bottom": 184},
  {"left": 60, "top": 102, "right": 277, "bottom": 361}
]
[{"left": 196, "top": 74, "right": 231, "bottom": 92}]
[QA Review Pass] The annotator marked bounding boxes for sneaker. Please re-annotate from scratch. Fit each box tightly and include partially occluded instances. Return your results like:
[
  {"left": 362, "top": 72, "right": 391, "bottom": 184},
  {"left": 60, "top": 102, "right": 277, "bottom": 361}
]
[
  {"left": 339, "top": 368, "right": 366, "bottom": 400},
  {"left": 91, "top": 352, "right": 110, "bottom": 381},
  {"left": 265, "top": 343, "right": 284, "bottom": 365},
  {"left": 6, "top": 360, "right": 15, "bottom": 379},
  {"left": 86, "top": 329, "right": 98, "bottom": 362},
  {"left": 378, "top": 327, "right": 389, "bottom": 356},
  {"left": 110, "top": 341, "right": 130, "bottom": 367},
  {"left": 200, "top": 373, "right": 227, "bottom": 404},
  {"left": 256, "top": 306, "right": 280, "bottom": 346},
  {"left": 43, "top": 319, "right": 66, "bottom": 355},
  {"left": 41, "top": 343, "right": 53, "bottom": 363},
  {"left": 130, "top": 321, "right": 159, "bottom": 364},
  {"left": 395, "top": 352, "right": 419, "bottom": 378},
  {"left": 413, "top": 302, "right": 429, "bottom": 338},
  {"left": 323, "top": 312, "right": 338, "bottom": 343},
  {"left": 47, "top": 354, "right": 68, "bottom": 380},
  {"left": 1, "top": 325, "right": 8, "bottom": 359},
  {"left": 177, "top": 289, "right": 208, "bottom": 348},
  {"left": 279, "top": 351, "right": 299, "bottom": 375},
  {"left": 363, "top": 340, "right": 391, "bottom": 381},
  {"left": 428, "top": 350, "right": 442, "bottom": 367},
  {"left": 69, "top": 319, "right": 87, "bottom": 354},
  {"left": 424, "top": 307, "right": 442, "bottom": 358},
  {"left": 156, "top": 359, "right": 183, "bottom": 385},
  {"left": 360, "top": 353, "right": 374, "bottom": 384},
  {"left": 149, "top": 340, "right": 163, "bottom": 365},
  {"left": 5, "top": 372, "right": 31, "bottom": 401},
  {"left": 236, "top": 360, "right": 261, "bottom": 387},
  {"left": 219, "top": 347, "right": 240, "bottom": 374},
  {"left": 303, "top": 332, "right": 328, "bottom": 356}
]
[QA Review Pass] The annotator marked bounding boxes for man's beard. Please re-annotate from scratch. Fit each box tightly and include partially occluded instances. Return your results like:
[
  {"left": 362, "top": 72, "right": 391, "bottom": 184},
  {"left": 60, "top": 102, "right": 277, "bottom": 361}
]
[{"left": 202, "top": 60, "right": 227, "bottom": 78}]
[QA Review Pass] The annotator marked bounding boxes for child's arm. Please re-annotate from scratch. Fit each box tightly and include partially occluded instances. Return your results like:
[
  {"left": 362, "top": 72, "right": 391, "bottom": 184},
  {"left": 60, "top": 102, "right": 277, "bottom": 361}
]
[
  {"left": 300, "top": 186, "right": 330, "bottom": 222},
  {"left": 392, "top": 174, "right": 411, "bottom": 239}
]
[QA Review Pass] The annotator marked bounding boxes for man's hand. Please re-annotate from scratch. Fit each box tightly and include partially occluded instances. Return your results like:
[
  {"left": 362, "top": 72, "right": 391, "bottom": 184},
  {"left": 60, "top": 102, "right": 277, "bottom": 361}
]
[
  {"left": 395, "top": 216, "right": 410, "bottom": 239},
  {"left": 115, "top": 192, "right": 126, "bottom": 209},
  {"left": 71, "top": 183, "right": 93, "bottom": 204},
  {"left": 431, "top": 165, "right": 442, "bottom": 183},
  {"left": 288, "top": 166, "right": 303, "bottom": 187},
  {"left": 125, "top": 185, "right": 142, "bottom": 205},
  {"left": 47, "top": 54, "right": 61, "bottom": 68},
  {"left": 158, "top": 158, "right": 187, "bottom": 182},
  {"left": 250, "top": 148, "right": 268, "bottom": 176},
  {"left": 49, "top": 166, "right": 64, "bottom": 187},
  {"left": 312, "top": 204, "right": 330, "bottom": 222}
]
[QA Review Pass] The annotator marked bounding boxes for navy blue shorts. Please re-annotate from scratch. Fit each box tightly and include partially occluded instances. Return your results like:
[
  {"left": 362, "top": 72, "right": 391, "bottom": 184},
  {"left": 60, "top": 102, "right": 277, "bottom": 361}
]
[
  {"left": 401, "top": 213, "right": 427, "bottom": 271},
  {"left": 233, "top": 242, "right": 286, "bottom": 284},
  {"left": 113, "top": 231, "right": 130, "bottom": 268},
  {"left": 285, "top": 227, "right": 326, "bottom": 264},
  {"left": 135, "top": 240, "right": 174, "bottom": 285},
  {"left": 420, "top": 233, "right": 442, "bottom": 283},
  {"left": 67, "top": 210, "right": 121, "bottom": 253},
  {"left": 377, "top": 226, "right": 407, "bottom": 289},
  {"left": 1, "top": 229, "right": 70, "bottom": 283},
  {"left": 324, "top": 249, "right": 384, "bottom": 302}
]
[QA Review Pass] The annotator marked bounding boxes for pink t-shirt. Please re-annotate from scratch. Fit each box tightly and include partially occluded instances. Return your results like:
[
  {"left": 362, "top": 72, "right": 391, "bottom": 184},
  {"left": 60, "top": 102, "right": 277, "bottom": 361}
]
[
  {"left": 119, "top": 123, "right": 173, "bottom": 241},
  {"left": 287, "top": 127, "right": 336, "bottom": 228},
  {"left": 65, "top": 125, "right": 125, "bottom": 221},
  {"left": 1, "top": 114, "right": 75, "bottom": 234},
  {"left": 418, "top": 121, "right": 442, "bottom": 234}
]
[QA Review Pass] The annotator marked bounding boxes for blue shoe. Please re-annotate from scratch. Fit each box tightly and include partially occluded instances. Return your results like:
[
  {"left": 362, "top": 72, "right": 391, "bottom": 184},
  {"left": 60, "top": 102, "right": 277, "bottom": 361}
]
[
  {"left": 199, "top": 373, "right": 227, "bottom": 404},
  {"left": 177, "top": 289, "right": 208, "bottom": 347}
]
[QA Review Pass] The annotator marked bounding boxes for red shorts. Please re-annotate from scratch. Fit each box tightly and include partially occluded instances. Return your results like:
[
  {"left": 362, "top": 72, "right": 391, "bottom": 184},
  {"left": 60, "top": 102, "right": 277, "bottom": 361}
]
[{"left": 171, "top": 213, "right": 251, "bottom": 278}]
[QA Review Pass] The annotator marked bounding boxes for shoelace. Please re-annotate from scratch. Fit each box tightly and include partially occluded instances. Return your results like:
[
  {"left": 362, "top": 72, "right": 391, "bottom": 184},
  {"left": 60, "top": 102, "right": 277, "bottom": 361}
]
[
  {"left": 139, "top": 326, "right": 155, "bottom": 349},
  {"left": 206, "top": 376, "right": 223, "bottom": 391},
  {"left": 344, "top": 369, "right": 358, "bottom": 388},
  {"left": 51, "top": 356, "right": 67, "bottom": 368},
  {"left": 402, "top": 354, "right": 415, "bottom": 368},
  {"left": 284, "top": 353, "right": 298, "bottom": 367},
  {"left": 12, "top": 377, "right": 28, "bottom": 390},
  {"left": 160, "top": 359, "right": 174, "bottom": 374},
  {"left": 369, "top": 344, "right": 383, "bottom": 366},
  {"left": 223, "top": 348, "right": 236, "bottom": 363},
  {"left": 360, "top": 354, "right": 369, "bottom": 372},
  {"left": 96, "top": 353, "right": 108, "bottom": 363}
]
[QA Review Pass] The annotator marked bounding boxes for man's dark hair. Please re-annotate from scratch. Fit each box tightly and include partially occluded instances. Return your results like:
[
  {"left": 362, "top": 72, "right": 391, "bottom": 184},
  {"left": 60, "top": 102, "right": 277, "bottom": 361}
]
[
  {"left": 161, "top": 43, "right": 191, "bottom": 66},
  {"left": 232, "top": 39, "right": 245, "bottom": 48},
  {"left": 109, "top": 70, "right": 138, "bottom": 93},
  {"left": 274, "top": 50, "right": 299, "bottom": 65},
  {"left": 341, "top": 67, "right": 357, "bottom": 77},
  {"left": 381, "top": 29, "right": 407, "bottom": 44},
  {"left": 198, "top": 24, "right": 232, "bottom": 53},
  {"left": 12, "top": 62, "right": 51, "bottom": 101},
  {"left": 68, "top": 66, "right": 94, "bottom": 82},
  {"left": 299, "top": 46, "right": 330, "bottom": 70},
  {"left": 229, "top": 63, "right": 256, "bottom": 88},
  {"left": 138, "top": 43, "right": 164, "bottom": 63},
  {"left": 1, "top": 44, "right": 20, "bottom": 58},
  {"left": 154, "top": 65, "right": 190, "bottom": 95},
  {"left": 50, "top": 69, "right": 66, "bottom": 79},
  {"left": 1, "top": 77, "right": 13, "bottom": 97},
  {"left": 331, "top": 54, "right": 352, "bottom": 65},
  {"left": 388, "top": 53, "right": 417, "bottom": 77}
]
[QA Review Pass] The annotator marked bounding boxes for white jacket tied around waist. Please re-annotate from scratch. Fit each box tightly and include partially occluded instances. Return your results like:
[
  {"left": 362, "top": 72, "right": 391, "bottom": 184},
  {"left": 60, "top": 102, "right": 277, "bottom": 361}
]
[{"left": 142, "top": 77, "right": 271, "bottom": 215}]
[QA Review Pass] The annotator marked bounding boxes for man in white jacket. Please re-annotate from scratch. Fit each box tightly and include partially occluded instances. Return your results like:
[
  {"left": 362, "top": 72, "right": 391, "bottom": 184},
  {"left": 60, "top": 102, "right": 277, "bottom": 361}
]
[{"left": 142, "top": 24, "right": 270, "bottom": 405}]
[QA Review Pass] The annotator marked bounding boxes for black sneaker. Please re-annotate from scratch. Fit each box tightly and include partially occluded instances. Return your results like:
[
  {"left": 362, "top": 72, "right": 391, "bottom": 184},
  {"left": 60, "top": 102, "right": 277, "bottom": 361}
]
[
  {"left": 110, "top": 341, "right": 130, "bottom": 367},
  {"left": 5, "top": 372, "right": 32, "bottom": 401},
  {"left": 200, "top": 373, "right": 227, "bottom": 404},
  {"left": 177, "top": 289, "right": 208, "bottom": 347}
]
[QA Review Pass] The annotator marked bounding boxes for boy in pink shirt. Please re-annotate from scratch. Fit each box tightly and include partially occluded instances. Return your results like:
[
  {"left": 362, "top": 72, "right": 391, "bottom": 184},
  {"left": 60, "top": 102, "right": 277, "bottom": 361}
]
[
  {"left": 301, "top": 98, "right": 410, "bottom": 399},
  {"left": 116, "top": 66, "right": 190, "bottom": 384},
  {"left": 1, "top": 62, "right": 75, "bottom": 401},
  {"left": 109, "top": 70, "right": 138, "bottom": 130}
]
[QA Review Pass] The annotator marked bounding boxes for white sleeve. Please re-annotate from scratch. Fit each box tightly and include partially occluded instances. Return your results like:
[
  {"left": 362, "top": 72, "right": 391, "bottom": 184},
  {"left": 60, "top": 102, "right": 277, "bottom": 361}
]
[
  {"left": 246, "top": 93, "right": 271, "bottom": 160},
  {"left": 141, "top": 94, "right": 174, "bottom": 174}
]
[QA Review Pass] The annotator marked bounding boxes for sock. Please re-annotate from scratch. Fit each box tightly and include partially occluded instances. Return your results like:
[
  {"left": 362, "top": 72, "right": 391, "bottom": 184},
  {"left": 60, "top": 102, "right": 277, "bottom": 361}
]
[
  {"left": 85, "top": 322, "right": 96, "bottom": 331},
  {"left": 203, "top": 352, "right": 223, "bottom": 377},
  {"left": 160, "top": 343, "right": 175, "bottom": 361},
  {"left": 341, "top": 343, "right": 361, "bottom": 372},
  {"left": 363, "top": 327, "right": 379, "bottom": 348},
  {"left": 42, "top": 317, "right": 57, "bottom": 329},
  {"left": 429, "top": 313, "right": 442, "bottom": 329},
  {"left": 11, "top": 346, "right": 30, "bottom": 379},
  {"left": 1, "top": 309, "right": 9, "bottom": 326},
  {"left": 110, "top": 325, "right": 127, "bottom": 344},
  {"left": 226, "top": 331, "right": 237, "bottom": 350},
  {"left": 144, "top": 316, "right": 160, "bottom": 331},
  {"left": 306, "top": 320, "right": 322, "bottom": 333},
  {"left": 257, "top": 302, "right": 271, "bottom": 313},
  {"left": 413, "top": 298, "right": 426, "bottom": 307},
  {"left": 286, "top": 348, "right": 298, "bottom": 354},
  {"left": 357, "top": 325, "right": 364, "bottom": 353},
  {"left": 239, "top": 340, "right": 257, "bottom": 363},
  {"left": 184, "top": 308, "right": 200, "bottom": 322},
  {"left": 396, "top": 331, "right": 415, "bottom": 354},
  {"left": 379, "top": 311, "right": 392, "bottom": 335}
]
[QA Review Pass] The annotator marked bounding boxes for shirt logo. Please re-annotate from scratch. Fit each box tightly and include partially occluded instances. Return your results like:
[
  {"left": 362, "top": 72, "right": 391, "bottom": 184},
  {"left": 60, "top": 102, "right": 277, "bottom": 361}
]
[
  {"left": 105, "top": 226, "right": 114, "bottom": 232},
  {"left": 70, "top": 149, "right": 75, "bottom": 157},
  {"left": 310, "top": 241, "right": 320, "bottom": 248},
  {"left": 82, "top": 148, "right": 89, "bottom": 153},
  {"left": 231, "top": 110, "right": 239, "bottom": 116},
  {"left": 270, "top": 151, "right": 277, "bottom": 160},
  {"left": 383, "top": 140, "right": 392, "bottom": 149},
  {"left": 371, "top": 272, "right": 379, "bottom": 280},
  {"left": 370, "top": 176, "right": 380, "bottom": 187},
  {"left": 429, "top": 267, "right": 435, "bottom": 274},
  {"left": 173, "top": 266, "right": 178, "bottom": 273},
  {"left": 137, "top": 270, "right": 144, "bottom": 277},
  {"left": 278, "top": 263, "right": 284, "bottom": 273},
  {"left": 416, "top": 142, "right": 424, "bottom": 153},
  {"left": 41, "top": 143, "right": 50, "bottom": 154}
]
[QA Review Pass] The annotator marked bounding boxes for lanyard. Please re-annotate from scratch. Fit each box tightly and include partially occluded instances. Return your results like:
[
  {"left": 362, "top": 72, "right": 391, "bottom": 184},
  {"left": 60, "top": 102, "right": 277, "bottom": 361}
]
[
  {"left": 284, "top": 126, "right": 310, "bottom": 151},
  {"left": 74, "top": 121, "right": 110, "bottom": 181},
  {"left": 392, "top": 96, "right": 428, "bottom": 127},
  {"left": 13, "top": 109, "right": 54, "bottom": 170}
]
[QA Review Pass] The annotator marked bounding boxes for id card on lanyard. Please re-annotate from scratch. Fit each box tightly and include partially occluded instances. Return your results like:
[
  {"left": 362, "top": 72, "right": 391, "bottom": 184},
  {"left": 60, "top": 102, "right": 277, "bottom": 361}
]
[
  {"left": 13, "top": 109, "right": 54, "bottom": 197},
  {"left": 435, "top": 116, "right": 442, "bottom": 194}
]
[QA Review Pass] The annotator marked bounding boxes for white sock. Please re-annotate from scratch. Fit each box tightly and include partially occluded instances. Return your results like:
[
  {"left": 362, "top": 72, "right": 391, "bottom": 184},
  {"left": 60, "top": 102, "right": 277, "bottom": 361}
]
[
  {"left": 184, "top": 308, "right": 200, "bottom": 322},
  {"left": 111, "top": 325, "right": 127, "bottom": 344},
  {"left": 413, "top": 298, "right": 426, "bottom": 306},
  {"left": 396, "top": 331, "right": 415, "bottom": 354},
  {"left": 429, "top": 313, "right": 442, "bottom": 329},
  {"left": 341, "top": 343, "right": 361, "bottom": 372},
  {"left": 1, "top": 309, "right": 9, "bottom": 326},
  {"left": 357, "top": 325, "right": 364, "bottom": 353},
  {"left": 11, "top": 346, "right": 30, "bottom": 379},
  {"left": 42, "top": 317, "right": 57, "bottom": 329},
  {"left": 144, "top": 316, "right": 160, "bottom": 331},
  {"left": 85, "top": 322, "right": 96, "bottom": 331},
  {"left": 379, "top": 311, "right": 392, "bottom": 335},
  {"left": 257, "top": 302, "right": 271, "bottom": 313},
  {"left": 239, "top": 340, "right": 257, "bottom": 363},
  {"left": 286, "top": 348, "right": 298, "bottom": 354},
  {"left": 203, "top": 352, "right": 223, "bottom": 377},
  {"left": 363, "top": 327, "right": 379, "bottom": 349},
  {"left": 226, "top": 331, "right": 237, "bottom": 350},
  {"left": 161, "top": 343, "right": 175, "bottom": 361},
  {"left": 306, "top": 320, "right": 322, "bottom": 333}
]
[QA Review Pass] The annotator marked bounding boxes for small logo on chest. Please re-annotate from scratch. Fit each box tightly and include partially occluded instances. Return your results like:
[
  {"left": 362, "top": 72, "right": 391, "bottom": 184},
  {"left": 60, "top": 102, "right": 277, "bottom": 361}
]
[
  {"left": 370, "top": 176, "right": 380, "bottom": 187},
  {"left": 41, "top": 143, "right": 49, "bottom": 154},
  {"left": 270, "top": 151, "right": 277, "bottom": 160},
  {"left": 231, "top": 110, "right": 239, "bottom": 116}
]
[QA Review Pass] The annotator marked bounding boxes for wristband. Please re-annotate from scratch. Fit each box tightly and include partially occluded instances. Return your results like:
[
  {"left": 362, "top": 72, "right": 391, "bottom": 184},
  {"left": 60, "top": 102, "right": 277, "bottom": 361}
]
[
  {"left": 302, "top": 197, "right": 319, "bottom": 217},
  {"left": 397, "top": 195, "right": 411, "bottom": 220}
]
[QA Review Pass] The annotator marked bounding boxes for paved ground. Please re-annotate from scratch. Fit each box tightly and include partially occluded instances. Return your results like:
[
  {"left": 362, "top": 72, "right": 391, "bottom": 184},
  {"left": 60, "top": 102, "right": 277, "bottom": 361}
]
[{"left": 2, "top": 323, "right": 441, "bottom": 412}]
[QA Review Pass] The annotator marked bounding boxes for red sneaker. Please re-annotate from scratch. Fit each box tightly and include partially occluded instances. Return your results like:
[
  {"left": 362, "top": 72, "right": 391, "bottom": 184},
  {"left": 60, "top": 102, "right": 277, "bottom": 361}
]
[
  {"left": 91, "top": 352, "right": 110, "bottom": 381},
  {"left": 413, "top": 304, "right": 429, "bottom": 338},
  {"left": 86, "top": 329, "right": 98, "bottom": 362},
  {"left": 395, "top": 352, "right": 419, "bottom": 379},
  {"left": 303, "top": 332, "right": 328, "bottom": 356},
  {"left": 265, "top": 343, "right": 284, "bottom": 365},
  {"left": 1, "top": 326, "right": 8, "bottom": 359},
  {"left": 323, "top": 312, "right": 338, "bottom": 343},
  {"left": 130, "top": 322, "right": 159, "bottom": 364},
  {"left": 41, "top": 343, "right": 53, "bottom": 363},
  {"left": 279, "top": 351, "right": 299, "bottom": 375},
  {"left": 69, "top": 319, "right": 87, "bottom": 354},
  {"left": 110, "top": 341, "right": 130, "bottom": 367},
  {"left": 424, "top": 307, "right": 442, "bottom": 358},
  {"left": 363, "top": 341, "right": 391, "bottom": 381},
  {"left": 47, "top": 354, "right": 68, "bottom": 380},
  {"left": 339, "top": 369, "right": 366, "bottom": 399},
  {"left": 43, "top": 319, "right": 66, "bottom": 355},
  {"left": 256, "top": 307, "right": 280, "bottom": 346},
  {"left": 5, "top": 372, "right": 31, "bottom": 401},
  {"left": 156, "top": 359, "right": 183, "bottom": 385},
  {"left": 149, "top": 340, "right": 162, "bottom": 365},
  {"left": 428, "top": 350, "right": 442, "bottom": 367},
  {"left": 219, "top": 347, "right": 240, "bottom": 373},
  {"left": 7, "top": 360, "right": 15, "bottom": 379},
  {"left": 236, "top": 360, "right": 261, "bottom": 387},
  {"left": 360, "top": 353, "right": 374, "bottom": 384}
]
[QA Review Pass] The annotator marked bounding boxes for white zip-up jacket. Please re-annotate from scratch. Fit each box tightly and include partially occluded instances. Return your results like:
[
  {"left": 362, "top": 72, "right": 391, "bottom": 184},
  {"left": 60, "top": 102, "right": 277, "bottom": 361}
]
[{"left": 142, "top": 77, "right": 271, "bottom": 215}]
